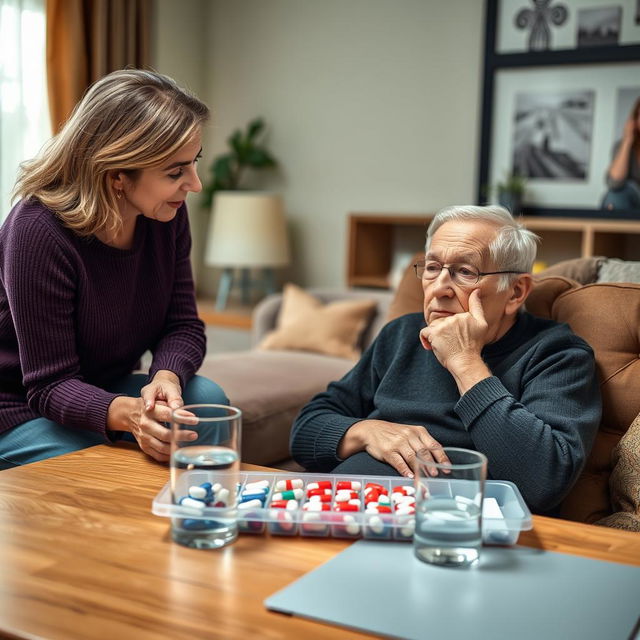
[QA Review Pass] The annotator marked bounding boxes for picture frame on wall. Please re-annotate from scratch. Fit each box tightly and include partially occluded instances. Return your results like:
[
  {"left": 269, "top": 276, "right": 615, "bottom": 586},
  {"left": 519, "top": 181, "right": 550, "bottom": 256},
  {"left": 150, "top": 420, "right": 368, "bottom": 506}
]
[{"left": 479, "top": 0, "right": 640, "bottom": 218}]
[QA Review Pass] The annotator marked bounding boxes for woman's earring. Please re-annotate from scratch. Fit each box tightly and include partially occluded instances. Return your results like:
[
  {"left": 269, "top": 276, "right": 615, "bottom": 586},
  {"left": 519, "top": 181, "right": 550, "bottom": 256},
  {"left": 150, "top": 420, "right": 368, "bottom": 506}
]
[{"left": 115, "top": 190, "right": 123, "bottom": 200}]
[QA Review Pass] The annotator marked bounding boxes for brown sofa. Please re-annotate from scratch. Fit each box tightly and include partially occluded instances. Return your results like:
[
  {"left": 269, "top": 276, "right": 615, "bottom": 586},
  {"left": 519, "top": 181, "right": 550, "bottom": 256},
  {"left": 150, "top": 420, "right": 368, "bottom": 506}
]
[{"left": 198, "top": 257, "right": 640, "bottom": 524}]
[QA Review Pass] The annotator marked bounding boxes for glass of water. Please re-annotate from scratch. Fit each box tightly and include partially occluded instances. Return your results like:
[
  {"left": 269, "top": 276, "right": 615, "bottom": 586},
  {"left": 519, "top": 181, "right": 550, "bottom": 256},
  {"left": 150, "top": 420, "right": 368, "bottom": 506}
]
[
  {"left": 170, "top": 404, "right": 241, "bottom": 550},
  {"left": 413, "top": 447, "right": 487, "bottom": 568}
]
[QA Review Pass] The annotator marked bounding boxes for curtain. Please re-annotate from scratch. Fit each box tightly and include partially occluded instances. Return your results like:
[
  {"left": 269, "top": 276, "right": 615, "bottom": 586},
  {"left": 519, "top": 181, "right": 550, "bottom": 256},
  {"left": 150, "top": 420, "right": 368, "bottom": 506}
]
[
  {"left": 46, "top": 0, "right": 151, "bottom": 133},
  {"left": 0, "top": 0, "right": 50, "bottom": 221}
]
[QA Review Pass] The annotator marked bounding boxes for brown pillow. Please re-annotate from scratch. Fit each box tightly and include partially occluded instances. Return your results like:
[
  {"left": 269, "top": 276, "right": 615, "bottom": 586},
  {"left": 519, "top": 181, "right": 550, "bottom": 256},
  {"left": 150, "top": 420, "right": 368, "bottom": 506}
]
[
  {"left": 524, "top": 276, "right": 579, "bottom": 320},
  {"left": 551, "top": 283, "right": 640, "bottom": 523},
  {"left": 258, "top": 283, "right": 376, "bottom": 360},
  {"left": 595, "top": 413, "right": 640, "bottom": 532},
  {"left": 534, "top": 256, "right": 605, "bottom": 284}
]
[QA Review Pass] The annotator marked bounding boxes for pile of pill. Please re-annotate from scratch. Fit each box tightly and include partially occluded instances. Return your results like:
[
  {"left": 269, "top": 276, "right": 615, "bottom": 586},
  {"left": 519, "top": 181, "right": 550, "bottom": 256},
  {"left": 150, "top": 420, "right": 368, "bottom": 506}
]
[
  {"left": 178, "top": 481, "right": 230, "bottom": 511},
  {"left": 175, "top": 481, "right": 232, "bottom": 531},
  {"left": 266, "top": 478, "right": 304, "bottom": 534},
  {"left": 237, "top": 479, "right": 270, "bottom": 510}
]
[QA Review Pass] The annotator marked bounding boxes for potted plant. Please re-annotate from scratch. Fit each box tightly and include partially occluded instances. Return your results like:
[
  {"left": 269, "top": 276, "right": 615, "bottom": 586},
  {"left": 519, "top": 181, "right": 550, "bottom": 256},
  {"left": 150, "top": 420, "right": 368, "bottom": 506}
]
[
  {"left": 494, "top": 172, "right": 527, "bottom": 214},
  {"left": 201, "top": 117, "right": 279, "bottom": 209}
]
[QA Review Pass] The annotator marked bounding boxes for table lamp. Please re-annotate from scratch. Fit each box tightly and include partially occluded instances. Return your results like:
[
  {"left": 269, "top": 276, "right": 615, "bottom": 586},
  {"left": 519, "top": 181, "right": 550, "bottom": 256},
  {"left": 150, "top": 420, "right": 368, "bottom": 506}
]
[{"left": 205, "top": 192, "right": 291, "bottom": 310}]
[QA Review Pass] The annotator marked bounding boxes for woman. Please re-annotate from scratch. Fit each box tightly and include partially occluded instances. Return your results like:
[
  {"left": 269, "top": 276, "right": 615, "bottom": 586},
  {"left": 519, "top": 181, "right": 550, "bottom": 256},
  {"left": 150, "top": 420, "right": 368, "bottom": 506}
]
[
  {"left": 602, "top": 97, "right": 640, "bottom": 210},
  {"left": 0, "top": 69, "right": 227, "bottom": 468}
]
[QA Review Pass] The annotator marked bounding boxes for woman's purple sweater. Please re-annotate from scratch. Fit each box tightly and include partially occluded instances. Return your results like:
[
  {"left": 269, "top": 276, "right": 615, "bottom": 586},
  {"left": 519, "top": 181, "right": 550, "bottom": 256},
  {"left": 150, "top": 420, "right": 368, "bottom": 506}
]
[{"left": 0, "top": 198, "right": 206, "bottom": 438}]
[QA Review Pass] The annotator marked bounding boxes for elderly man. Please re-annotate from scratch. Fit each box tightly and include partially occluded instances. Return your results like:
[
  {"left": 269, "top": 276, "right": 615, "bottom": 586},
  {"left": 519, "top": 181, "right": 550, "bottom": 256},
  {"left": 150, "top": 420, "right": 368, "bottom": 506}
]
[{"left": 290, "top": 205, "right": 601, "bottom": 513}]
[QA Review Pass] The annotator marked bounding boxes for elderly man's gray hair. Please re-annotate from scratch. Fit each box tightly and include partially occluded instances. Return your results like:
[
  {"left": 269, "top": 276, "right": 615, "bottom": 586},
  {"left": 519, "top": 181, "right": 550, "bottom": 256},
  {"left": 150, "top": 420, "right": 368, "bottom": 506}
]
[{"left": 425, "top": 205, "right": 539, "bottom": 291}]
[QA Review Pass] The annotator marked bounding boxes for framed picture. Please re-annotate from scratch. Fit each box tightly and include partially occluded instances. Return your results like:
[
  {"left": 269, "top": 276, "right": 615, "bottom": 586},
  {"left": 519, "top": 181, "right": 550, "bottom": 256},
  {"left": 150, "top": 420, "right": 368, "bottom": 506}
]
[{"left": 478, "top": 0, "right": 640, "bottom": 218}]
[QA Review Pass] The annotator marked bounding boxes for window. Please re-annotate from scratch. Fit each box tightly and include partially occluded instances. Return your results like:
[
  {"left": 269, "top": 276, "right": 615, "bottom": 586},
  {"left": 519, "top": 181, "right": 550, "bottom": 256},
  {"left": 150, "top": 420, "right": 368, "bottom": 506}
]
[{"left": 0, "top": 0, "right": 50, "bottom": 222}]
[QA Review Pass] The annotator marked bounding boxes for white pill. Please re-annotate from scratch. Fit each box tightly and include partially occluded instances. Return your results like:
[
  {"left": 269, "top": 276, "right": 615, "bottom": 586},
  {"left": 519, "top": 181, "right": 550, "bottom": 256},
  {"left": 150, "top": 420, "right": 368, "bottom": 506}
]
[
  {"left": 237, "top": 499, "right": 263, "bottom": 510},
  {"left": 368, "top": 516, "right": 384, "bottom": 534},
  {"left": 188, "top": 486, "right": 209, "bottom": 500},
  {"left": 244, "top": 480, "right": 269, "bottom": 492},
  {"left": 344, "top": 515, "right": 360, "bottom": 536}
]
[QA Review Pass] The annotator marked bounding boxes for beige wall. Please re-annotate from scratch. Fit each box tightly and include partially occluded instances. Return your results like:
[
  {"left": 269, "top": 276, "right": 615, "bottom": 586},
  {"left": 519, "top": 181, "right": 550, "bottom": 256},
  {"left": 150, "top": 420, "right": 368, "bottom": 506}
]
[
  {"left": 153, "top": 0, "right": 485, "bottom": 292},
  {"left": 151, "top": 0, "right": 210, "bottom": 288}
]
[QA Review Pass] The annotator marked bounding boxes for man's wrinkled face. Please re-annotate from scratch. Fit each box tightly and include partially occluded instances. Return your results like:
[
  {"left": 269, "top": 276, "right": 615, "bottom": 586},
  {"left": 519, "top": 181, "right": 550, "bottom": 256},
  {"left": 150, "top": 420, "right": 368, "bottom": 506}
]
[{"left": 422, "top": 220, "right": 514, "bottom": 342}]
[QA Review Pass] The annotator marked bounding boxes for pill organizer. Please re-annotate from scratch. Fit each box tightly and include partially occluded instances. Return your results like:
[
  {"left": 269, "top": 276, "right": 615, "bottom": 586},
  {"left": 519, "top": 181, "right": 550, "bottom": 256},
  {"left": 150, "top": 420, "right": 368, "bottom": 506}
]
[{"left": 152, "top": 471, "right": 533, "bottom": 545}]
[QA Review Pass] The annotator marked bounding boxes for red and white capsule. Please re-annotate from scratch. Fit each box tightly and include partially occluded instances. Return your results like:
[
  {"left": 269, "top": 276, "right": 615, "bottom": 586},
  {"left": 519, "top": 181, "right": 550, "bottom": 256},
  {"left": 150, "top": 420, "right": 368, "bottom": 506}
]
[
  {"left": 275, "top": 478, "right": 304, "bottom": 491},
  {"left": 307, "top": 487, "right": 332, "bottom": 498},
  {"left": 336, "top": 480, "right": 362, "bottom": 491},
  {"left": 308, "top": 494, "right": 332, "bottom": 503},
  {"left": 302, "top": 501, "right": 331, "bottom": 512},
  {"left": 334, "top": 491, "right": 359, "bottom": 502},
  {"left": 306, "top": 481, "right": 332, "bottom": 491},
  {"left": 392, "top": 485, "right": 415, "bottom": 496},
  {"left": 270, "top": 499, "right": 299, "bottom": 510}
]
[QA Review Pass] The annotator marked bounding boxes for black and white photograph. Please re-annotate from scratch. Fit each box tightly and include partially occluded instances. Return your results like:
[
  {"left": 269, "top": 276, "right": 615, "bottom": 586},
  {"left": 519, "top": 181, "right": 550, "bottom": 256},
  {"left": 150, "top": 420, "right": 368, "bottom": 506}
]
[
  {"left": 512, "top": 90, "right": 595, "bottom": 180},
  {"left": 577, "top": 6, "right": 622, "bottom": 47}
]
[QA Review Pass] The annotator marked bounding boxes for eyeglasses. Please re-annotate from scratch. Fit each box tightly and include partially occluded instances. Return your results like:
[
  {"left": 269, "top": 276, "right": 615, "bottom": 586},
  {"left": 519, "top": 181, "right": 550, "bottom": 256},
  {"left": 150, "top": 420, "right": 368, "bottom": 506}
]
[{"left": 413, "top": 260, "right": 526, "bottom": 287}]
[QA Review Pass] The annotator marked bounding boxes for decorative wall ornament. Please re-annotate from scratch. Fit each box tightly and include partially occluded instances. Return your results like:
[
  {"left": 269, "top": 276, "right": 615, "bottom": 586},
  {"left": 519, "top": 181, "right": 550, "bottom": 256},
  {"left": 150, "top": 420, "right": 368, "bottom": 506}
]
[{"left": 515, "top": 0, "right": 569, "bottom": 51}]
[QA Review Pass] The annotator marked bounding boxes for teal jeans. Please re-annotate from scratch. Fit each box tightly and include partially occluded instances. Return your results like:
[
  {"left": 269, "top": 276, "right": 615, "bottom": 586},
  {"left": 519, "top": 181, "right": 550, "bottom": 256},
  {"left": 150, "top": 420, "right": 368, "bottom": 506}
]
[{"left": 0, "top": 374, "right": 228, "bottom": 470}]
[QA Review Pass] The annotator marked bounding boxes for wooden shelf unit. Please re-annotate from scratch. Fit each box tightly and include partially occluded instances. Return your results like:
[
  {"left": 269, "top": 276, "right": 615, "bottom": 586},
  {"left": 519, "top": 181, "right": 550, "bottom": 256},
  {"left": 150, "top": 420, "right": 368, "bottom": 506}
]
[{"left": 347, "top": 213, "right": 640, "bottom": 289}]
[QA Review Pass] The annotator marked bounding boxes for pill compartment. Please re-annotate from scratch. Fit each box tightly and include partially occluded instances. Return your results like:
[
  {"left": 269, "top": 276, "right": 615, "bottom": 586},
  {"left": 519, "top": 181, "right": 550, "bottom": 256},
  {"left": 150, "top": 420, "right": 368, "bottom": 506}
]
[
  {"left": 298, "top": 474, "right": 335, "bottom": 538},
  {"left": 329, "top": 475, "right": 365, "bottom": 539},
  {"left": 237, "top": 473, "right": 274, "bottom": 534},
  {"left": 389, "top": 478, "right": 417, "bottom": 541},
  {"left": 152, "top": 472, "right": 532, "bottom": 545},
  {"left": 265, "top": 474, "right": 304, "bottom": 537},
  {"left": 482, "top": 480, "right": 530, "bottom": 545}
]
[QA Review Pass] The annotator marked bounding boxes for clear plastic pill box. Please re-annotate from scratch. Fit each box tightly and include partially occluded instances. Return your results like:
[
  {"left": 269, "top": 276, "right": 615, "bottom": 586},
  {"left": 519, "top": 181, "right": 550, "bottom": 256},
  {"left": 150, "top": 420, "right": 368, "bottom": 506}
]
[{"left": 152, "top": 471, "right": 533, "bottom": 545}]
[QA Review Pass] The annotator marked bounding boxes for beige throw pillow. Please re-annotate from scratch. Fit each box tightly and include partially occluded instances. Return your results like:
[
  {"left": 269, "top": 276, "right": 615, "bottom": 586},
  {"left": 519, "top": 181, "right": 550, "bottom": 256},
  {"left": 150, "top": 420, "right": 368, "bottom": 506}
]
[{"left": 258, "top": 284, "right": 376, "bottom": 360}]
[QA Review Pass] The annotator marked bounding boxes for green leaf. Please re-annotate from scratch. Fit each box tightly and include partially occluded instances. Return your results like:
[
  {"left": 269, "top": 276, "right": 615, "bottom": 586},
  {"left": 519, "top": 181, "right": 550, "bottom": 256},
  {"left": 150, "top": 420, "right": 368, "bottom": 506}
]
[
  {"left": 228, "top": 130, "right": 244, "bottom": 155},
  {"left": 246, "top": 147, "right": 277, "bottom": 168},
  {"left": 247, "top": 118, "right": 265, "bottom": 140},
  {"left": 213, "top": 154, "right": 234, "bottom": 182}
]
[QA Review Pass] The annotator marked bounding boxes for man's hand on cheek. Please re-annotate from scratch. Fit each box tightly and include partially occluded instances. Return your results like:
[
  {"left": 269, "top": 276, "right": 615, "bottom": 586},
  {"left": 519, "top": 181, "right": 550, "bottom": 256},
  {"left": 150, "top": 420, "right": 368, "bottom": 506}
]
[{"left": 420, "top": 289, "right": 490, "bottom": 370}]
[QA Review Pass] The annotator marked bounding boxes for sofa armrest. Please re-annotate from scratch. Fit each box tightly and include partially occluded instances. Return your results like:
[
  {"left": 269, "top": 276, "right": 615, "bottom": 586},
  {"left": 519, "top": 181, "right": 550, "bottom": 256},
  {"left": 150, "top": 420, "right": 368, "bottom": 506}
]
[
  {"left": 251, "top": 294, "right": 284, "bottom": 347},
  {"left": 250, "top": 288, "right": 394, "bottom": 349}
]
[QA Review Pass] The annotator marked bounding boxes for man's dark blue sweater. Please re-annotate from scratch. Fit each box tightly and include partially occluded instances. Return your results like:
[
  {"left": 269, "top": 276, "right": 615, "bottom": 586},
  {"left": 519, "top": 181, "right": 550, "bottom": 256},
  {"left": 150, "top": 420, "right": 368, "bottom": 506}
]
[{"left": 290, "top": 311, "right": 601, "bottom": 513}]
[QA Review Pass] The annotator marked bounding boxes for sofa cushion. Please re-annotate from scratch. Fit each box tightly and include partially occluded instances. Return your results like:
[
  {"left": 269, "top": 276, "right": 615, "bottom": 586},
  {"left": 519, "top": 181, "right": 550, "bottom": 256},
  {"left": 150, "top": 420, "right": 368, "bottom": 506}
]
[
  {"left": 198, "top": 350, "right": 353, "bottom": 465},
  {"left": 595, "top": 412, "right": 640, "bottom": 532},
  {"left": 525, "top": 275, "right": 579, "bottom": 318},
  {"left": 534, "top": 256, "right": 605, "bottom": 284},
  {"left": 548, "top": 283, "right": 640, "bottom": 523},
  {"left": 258, "top": 283, "right": 376, "bottom": 360}
]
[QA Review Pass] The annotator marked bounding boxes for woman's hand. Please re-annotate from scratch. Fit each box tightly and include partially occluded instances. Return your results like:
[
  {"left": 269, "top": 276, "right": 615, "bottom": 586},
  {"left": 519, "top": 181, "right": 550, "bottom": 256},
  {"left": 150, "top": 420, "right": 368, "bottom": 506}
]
[
  {"left": 106, "top": 371, "right": 196, "bottom": 462},
  {"left": 338, "top": 419, "right": 449, "bottom": 478},
  {"left": 141, "top": 370, "right": 183, "bottom": 412},
  {"left": 622, "top": 113, "right": 637, "bottom": 144}
]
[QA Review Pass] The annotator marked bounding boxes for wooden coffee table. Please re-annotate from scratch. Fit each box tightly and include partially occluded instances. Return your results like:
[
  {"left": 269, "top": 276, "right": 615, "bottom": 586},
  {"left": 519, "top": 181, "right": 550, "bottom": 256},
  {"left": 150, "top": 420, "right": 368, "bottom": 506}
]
[{"left": 0, "top": 443, "right": 638, "bottom": 640}]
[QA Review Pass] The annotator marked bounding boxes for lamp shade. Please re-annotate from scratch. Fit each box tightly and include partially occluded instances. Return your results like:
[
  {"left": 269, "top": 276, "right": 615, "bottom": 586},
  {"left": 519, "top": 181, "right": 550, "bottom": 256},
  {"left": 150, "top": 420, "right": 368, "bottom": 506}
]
[{"left": 204, "top": 192, "right": 290, "bottom": 267}]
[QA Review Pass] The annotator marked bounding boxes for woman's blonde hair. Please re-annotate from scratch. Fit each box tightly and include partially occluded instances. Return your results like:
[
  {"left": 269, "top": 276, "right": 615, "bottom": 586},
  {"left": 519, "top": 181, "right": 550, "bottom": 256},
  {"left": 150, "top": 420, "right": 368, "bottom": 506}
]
[{"left": 13, "top": 69, "right": 209, "bottom": 237}]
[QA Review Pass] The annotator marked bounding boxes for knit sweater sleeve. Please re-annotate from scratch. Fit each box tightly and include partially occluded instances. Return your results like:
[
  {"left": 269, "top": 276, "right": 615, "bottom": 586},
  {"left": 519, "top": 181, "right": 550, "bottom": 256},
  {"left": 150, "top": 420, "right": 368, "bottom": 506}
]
[
  {"left": 455, "top": 340, "right": 601, "bottom": 512},
  {"left": 290, "top": 330, "right": 389, "bottom": 471},
  {"left": 3, "top": 215, "right": 116, "bottom": 437},
  {"left": 148, "top": 207, "right": 206, "bottom": 390}
]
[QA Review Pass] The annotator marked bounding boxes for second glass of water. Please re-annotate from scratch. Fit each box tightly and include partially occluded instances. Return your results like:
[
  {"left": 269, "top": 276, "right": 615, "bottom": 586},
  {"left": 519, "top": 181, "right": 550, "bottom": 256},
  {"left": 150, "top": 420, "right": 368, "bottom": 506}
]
[
  {"left": 413, "top": 447, "right": 487, "bottom": 568},
  {"left": 170, "top": 404, "right": 241, "bottom": 550}
]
